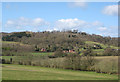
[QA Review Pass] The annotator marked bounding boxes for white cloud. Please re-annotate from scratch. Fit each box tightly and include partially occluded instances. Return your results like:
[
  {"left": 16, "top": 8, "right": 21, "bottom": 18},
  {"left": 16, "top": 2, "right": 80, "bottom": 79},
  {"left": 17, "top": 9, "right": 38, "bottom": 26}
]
[
  {"left": 102, "top": 5, "right": 118, "bottom": 16},
  {"left": 98, "top": 27, "right": 107, "bottom": 31},
  {"left": 5, "top": 17, "right": 49, "bottom": 30},
  {"left": 53, "top": 18, "right": 117, "bottom": 37},
  {"left": 68, "top": 0, "right": 87, "bottom": 8},
  {"left": 53, "top": 18, "right": 103, "bottom": 31},
  {"left": 54, "top": 18, "right": 87, "bottom": 31},
  {"left": 98, "top": 26, "right": 118, "bottom": 37},
  {"left": 73, "top": 2, "right": 87, "bottom": 8},
  {"left": 92, "top": 21, "right": 103, "bottom": 26},
  {"left": 4, "top": 17, "right": 117, "bottom": 37},
  {"left": 6, "top": 20, "right": 14, "bottom": 25},
  {"left": 33, "top": 18, "right": 43, "bottom": 24}
]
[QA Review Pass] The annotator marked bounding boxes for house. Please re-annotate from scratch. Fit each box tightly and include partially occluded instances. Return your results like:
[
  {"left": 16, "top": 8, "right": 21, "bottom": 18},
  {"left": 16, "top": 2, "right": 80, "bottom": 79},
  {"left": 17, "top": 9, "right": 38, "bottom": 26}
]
[
  {"left": 41, "top": 48, "right": 46, "bottom": 52},
  {"left": 63, "top": 50, "right": 69, "bottom": 53},
  {"left": 69, "top": 49, "right": 75, "bottom": 53},
  {"left": 93, "top": 44, "right": 96, "bottom": 47},
  {"left": 93, "top": 44, "right": 102, "bottom": 49}
]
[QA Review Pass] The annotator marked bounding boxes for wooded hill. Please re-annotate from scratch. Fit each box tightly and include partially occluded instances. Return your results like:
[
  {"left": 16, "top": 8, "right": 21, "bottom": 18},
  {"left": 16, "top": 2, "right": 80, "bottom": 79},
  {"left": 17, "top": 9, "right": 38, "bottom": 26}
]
[{"left": 1, "top": 30, "right": 119, "bottom": 56}]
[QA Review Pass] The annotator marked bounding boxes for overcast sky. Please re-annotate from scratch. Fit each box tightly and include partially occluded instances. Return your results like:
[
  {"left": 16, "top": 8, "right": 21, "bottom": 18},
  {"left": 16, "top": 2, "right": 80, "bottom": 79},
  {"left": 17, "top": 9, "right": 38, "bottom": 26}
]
[{"left": 2, "top": 2, "right": 118, "bottom": 37}]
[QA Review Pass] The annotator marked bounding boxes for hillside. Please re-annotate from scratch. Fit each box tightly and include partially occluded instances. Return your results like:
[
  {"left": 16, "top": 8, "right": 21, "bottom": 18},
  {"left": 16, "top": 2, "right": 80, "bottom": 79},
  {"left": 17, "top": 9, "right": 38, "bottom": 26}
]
[{"left": 2, "top": 31, "right": 119, "bottom": 56}]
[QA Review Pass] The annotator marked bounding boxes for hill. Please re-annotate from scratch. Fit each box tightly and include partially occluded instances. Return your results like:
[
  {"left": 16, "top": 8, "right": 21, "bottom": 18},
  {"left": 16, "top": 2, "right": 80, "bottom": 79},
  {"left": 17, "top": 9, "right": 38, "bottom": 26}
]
[{"left": 1, "top": 31, "right": 119, "bottom": 56}]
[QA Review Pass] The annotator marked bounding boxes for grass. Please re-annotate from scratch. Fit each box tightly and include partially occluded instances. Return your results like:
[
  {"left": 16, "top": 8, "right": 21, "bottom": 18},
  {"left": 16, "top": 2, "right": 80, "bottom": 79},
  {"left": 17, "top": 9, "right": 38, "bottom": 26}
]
[
  {"left": 93, "top": 49, "right": 104, "bottom": 55},
  {"left": 32, "top": 52, "right": 54, "bottom": 56},
  {"left": 2, "top": 41, "right": 23, "bottom": 45},
  {"left": 94, "top": 56, "right": 118, "bottom": 60},
  {"left": 85, "top": 41, "right": 119, "bottom": 49},
  {"left": 85, "top": 41, "right": 119, "bottom": 55},
  {"left": 1, "top": 52, "right": 53, "bottom": 62},
  {"left": 2, "top": 41, "right": 32, "bottom": 47},
  {"left": 85, "top": 41, "right": 108, "bottom": 49},
  {"left": 2, "top": 55, "right": 118, "bottom": 61},
  {"left": 2, "top": 64, "right": 118, "bottom": 80},
  {"left": 1, "top": 56, "right": 15, "bottom": 60}
]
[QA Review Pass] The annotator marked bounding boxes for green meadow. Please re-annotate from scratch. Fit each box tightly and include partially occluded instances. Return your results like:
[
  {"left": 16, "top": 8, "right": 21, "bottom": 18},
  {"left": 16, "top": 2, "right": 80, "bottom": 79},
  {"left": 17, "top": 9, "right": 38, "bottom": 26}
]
[
  {"left": 32, "top": 52, "right": 54, "bottom": 56},
  {"left": 2, "top": 64, "right": 118, "bottom": 80}
]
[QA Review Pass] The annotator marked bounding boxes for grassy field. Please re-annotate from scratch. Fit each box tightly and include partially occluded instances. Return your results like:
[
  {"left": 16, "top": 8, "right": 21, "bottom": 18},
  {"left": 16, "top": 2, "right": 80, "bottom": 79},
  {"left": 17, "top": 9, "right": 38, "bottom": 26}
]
[
  {"left": 1, "top": 55, "right": 118, "bottom": 61},
  {"left": 95, "top": 56, "right": 118, "bottom": 60},
  {"left": 85, "top": 41, "right": 119, "bottom": 49},
  {"left": 1, "top": 56, "right": 15, "bottom": 60},
  {"left": 2, "top": 41, "right": 32, "bottom": 48},
  {"left": 32, "top": 52, "right": 54, "bottom": 56},
  {"left": 2, "top": 64, "right": 118, "bottom": 80},
  {"left": 2, "top": 41, "right": 27, "bottom": 45}
]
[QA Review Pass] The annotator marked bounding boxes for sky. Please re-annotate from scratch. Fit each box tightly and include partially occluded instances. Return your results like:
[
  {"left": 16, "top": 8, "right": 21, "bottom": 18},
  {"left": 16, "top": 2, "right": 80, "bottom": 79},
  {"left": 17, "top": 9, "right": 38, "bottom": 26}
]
[{"left": 2, "top": 2, "right": 118, "bottom": 37}]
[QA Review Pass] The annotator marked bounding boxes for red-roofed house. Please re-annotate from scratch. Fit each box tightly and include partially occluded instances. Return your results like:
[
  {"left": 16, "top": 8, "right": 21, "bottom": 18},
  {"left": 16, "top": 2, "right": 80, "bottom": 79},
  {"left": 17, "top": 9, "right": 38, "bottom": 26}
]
[
  {"left": 69, "top": 49, "right": 75, "bottom": 53},
  {"left": 41, "top": 48, "right": 46, "bottom": 52}
]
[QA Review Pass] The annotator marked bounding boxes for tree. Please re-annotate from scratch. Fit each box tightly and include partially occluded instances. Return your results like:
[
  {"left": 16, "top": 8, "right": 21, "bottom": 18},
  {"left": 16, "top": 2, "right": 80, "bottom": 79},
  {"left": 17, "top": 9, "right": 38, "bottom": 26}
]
[
  {"left": 54, "top": 49, "right": 67, "bottom": 57},
  {"left": 35, "top": 45, "right": 39, "bottom": 51},
  {"left": 65, "top": 53, "right": 81, "bottom": 70},
  {"left": 104, "top": 47, "right": 118, "bottom": 56},
  {"left": 83, "top": 48, "right": 93, "bottom": 56},
  {"left": 82, "top": 48, "right": 95, "bottom": 70}
]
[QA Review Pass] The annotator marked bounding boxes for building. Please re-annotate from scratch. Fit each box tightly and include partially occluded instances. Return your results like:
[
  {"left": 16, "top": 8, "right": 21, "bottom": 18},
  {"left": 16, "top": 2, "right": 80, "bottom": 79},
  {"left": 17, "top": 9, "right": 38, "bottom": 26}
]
[
  {"left": 69, "top": 49, "right": 75, "bottom": 53},
  {"left": 41, "top": 48, "right": 46, "bottom": 52},
  {"left": 63, "top": 50, "right": 69, "bottom": 53}
]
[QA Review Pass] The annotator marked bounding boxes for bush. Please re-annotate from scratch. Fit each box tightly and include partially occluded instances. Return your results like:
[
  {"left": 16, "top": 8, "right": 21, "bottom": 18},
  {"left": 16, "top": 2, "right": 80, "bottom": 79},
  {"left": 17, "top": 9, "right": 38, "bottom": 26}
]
[
  {"left": 9, "top": 53, "right": 118, "bottom": 74},
  {"left": 83, "top": 48, "right": 93, "bottom": 56},
  {"left": 54, "top": 49, "right": 67, "bottom": 57},
  {"left": 103, "top": 47, "right": 118, "bottom": 56},
  {"left": 64, "top": 53, "right": 81, "bottom": 70},
  {"left": 93, "top": 59, "right": 118, "bottom": 74},
  {"left": 2, "top": 59, "right": 11, "bottom": 64}
]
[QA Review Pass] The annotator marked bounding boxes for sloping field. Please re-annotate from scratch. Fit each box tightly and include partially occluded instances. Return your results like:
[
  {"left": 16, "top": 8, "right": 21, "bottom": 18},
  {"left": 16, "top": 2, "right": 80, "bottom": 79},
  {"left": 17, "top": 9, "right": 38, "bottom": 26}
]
[
  {"left": 32, "top": 52, "right": 54, "bottom": 56},
  {"left": 2, "top": 64, "right": 118, "bottom": 80},
  {"left": 2, "top": 41, "right": 32, "bottom": 47},
  {"left": 85, "top": 41, "right": 119, "bottom": 49}
]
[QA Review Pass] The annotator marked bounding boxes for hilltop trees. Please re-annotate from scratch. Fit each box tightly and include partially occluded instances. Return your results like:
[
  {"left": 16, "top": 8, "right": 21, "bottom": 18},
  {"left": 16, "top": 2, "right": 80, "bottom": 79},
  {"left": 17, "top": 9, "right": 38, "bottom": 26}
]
[
  {"left": 2, "top": 31, "right": 118, "bottom": 49},
  {"left": 2, "top": 32, "right": 31, "bottom": 41}
]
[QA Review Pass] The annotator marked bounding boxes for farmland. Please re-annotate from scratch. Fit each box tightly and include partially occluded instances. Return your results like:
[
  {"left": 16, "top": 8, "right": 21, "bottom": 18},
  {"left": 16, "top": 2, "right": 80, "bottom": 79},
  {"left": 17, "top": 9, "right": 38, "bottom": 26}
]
[
  {"left": 2, "top": 55, "right": 118, "bottom": 61},
  {"left": 1, "top": 55, "right": 118, "bottom": 76},
  {"left": 32, "top": 52, "right": 53, "bottom": 56},
  {"left": 2, "top": 64, "right": 118, "bottom": 80},
  {"left": 1, "top": 31, "right": 119, "bottom": 80}
]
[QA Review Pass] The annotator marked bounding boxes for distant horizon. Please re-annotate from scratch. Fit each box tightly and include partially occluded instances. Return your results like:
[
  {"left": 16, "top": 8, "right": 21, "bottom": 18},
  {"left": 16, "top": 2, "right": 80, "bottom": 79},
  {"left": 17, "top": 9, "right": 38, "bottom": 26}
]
[{"left": 2, "top": 2, "right": 118, "bottom": 37}]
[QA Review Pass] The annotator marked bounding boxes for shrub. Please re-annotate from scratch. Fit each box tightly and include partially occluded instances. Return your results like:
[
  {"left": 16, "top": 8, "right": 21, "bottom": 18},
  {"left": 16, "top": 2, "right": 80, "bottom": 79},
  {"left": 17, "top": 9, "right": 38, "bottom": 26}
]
[
  {"left": 64, "top": 53, "right": 82, "bottom": 70},
  {"left": 93, "top": 59, "right": 118, "bottom": 74},
  {"left": 9, "top": 53, "right": 118, "bottom": 74},
  {"left": 54, "top": 49, "right": 67, "bottom": 57},
  {"left": 103, "top": 47, "right": 118, "bottom": 56}
]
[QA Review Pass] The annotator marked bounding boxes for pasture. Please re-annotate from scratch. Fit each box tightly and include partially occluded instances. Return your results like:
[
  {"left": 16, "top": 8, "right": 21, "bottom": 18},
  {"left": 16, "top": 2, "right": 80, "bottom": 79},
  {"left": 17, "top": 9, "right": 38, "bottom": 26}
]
[
  {"left": 2, "top": 64, "right": 118, "bottom": 80},
  {"left": 1, "top": 56, "right": 118, "bottom": 74},
  {"left": 85, "top": 41, "right": 119, "bottom": 49},
  {"left": 32, "top": 52, "right": 54, "bottom": 56}
]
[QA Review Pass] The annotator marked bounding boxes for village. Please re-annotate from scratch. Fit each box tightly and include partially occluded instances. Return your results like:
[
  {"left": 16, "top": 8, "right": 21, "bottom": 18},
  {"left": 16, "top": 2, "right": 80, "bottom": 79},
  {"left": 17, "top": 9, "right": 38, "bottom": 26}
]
[
  {"left": 41, "top": 48, "right": 76, "bottom": 53},
  {"left": 40, "top": 44, "right": 104, "bottom": 54}
]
